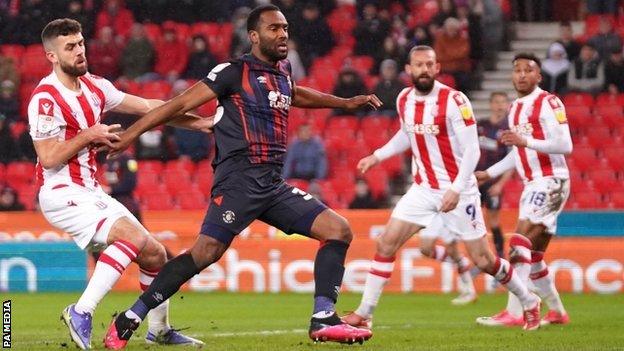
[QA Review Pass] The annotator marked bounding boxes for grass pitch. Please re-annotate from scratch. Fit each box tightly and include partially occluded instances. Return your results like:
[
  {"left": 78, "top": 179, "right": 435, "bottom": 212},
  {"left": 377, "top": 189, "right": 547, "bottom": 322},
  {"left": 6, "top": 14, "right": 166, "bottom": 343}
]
[{"left": 5, "top": 292, "right": 624, "bottom": 350}]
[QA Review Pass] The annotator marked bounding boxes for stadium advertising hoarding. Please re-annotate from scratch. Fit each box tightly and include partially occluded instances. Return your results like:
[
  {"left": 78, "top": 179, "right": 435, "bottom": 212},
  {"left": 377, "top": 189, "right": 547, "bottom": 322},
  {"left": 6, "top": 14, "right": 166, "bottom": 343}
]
[{"left": 0, "top": 211, "right": 622, "bottom": 294}]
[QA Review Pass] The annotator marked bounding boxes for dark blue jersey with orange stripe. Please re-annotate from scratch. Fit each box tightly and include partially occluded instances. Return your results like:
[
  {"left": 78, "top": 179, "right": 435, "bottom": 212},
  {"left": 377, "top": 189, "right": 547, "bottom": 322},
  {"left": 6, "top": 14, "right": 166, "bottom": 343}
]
[{"left": 202, "top": 54, "right": 293, "bottom": 169}]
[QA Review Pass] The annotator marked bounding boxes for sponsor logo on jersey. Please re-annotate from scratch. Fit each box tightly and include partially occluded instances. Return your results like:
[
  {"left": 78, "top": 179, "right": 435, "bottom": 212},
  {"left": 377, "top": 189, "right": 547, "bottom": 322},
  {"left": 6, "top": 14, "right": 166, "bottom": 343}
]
[
  {"left": 257, "top": 76, "right": 267, "bottom": 84},
  {"left": 268, "top": 90, "right": 291, "bottom": 110},
  {"left": 404, "top": 123, "right": 440, "bottom": 135},
  {"left": 511, "top": 122, "right": 534, "bottom": 135}
]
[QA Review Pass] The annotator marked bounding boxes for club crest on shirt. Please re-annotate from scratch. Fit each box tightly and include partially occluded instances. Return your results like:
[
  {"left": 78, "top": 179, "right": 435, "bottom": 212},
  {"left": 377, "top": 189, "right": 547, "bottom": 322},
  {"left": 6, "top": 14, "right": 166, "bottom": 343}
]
[
  {"left": 268, "top": 90, "right": 291, "bottom": 110},
  {"left": 511, "top": 122, "right": 534, "bottom": 135},
  {"left": 91, "top": 93, "right": 101, "bottom": 108}
]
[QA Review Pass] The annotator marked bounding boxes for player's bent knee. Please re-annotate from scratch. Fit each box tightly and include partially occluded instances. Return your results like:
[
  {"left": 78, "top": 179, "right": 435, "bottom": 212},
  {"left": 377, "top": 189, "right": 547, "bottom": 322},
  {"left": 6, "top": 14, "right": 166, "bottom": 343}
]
[
  {"left": 136, "top": 237, "right": 167, "bottom": 270},
  {"left": 190, "top": 235, "right": 228, "bottom": 270},
  {"left": 107, "top": 217, "right": 148, "bottom": 251}
]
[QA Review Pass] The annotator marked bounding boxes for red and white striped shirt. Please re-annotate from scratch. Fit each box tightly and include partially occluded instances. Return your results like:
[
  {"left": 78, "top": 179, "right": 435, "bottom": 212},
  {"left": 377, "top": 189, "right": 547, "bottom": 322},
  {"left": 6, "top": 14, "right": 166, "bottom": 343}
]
[
  {"left": 507, "top": 87, "right": 570, "bottom": 182},
  {"left": 28, "top": 71, "right": 125, "bottom": 189},
  {"left": 375, "top": 81, "right": 480, "bottom": 194}
]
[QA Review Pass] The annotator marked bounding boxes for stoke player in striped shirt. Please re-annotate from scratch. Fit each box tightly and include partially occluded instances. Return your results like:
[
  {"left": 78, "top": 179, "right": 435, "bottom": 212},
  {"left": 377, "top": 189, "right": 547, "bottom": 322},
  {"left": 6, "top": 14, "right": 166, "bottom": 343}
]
[
  {"left": 342, "top": 46, "right": 542, "bottom": 332},
  {"left": 29, "top": 18, "right": 210, "bottom": 349},
  {"left": 476, "top": 53, "right": 572, "bottom": 328}
]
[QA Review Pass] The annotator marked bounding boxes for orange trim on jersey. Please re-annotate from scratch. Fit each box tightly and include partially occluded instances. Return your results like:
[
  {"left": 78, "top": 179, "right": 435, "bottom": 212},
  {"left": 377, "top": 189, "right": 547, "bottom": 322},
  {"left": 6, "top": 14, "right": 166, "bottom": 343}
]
[
  {"left": 529, "top": 93, "right": 553, "bottom": 177},
  {"left": 31, "top": 84, "right": 85, "bottom": 187},
  {"left": 513, "top": 102, "right": 532, "bottom": 181},
  {"left": 414, "top": 100, "right": 439, "bottom": 189},
  {"left": 434, "top": 89, "right": 459, "bottom": 182}
]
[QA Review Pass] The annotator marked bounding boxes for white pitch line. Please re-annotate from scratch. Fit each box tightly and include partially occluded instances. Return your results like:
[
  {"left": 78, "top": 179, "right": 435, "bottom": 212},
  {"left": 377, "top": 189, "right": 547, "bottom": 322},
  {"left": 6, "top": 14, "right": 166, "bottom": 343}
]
[{"left": 209, "top": 324, "right": 412, "bottom": 338}]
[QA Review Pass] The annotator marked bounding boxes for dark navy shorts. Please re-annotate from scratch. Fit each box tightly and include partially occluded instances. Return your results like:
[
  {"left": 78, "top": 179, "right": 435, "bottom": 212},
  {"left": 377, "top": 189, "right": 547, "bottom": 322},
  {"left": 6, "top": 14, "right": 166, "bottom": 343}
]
[{"left": 200, "top": 164, "right": 327, "bottom": 245}]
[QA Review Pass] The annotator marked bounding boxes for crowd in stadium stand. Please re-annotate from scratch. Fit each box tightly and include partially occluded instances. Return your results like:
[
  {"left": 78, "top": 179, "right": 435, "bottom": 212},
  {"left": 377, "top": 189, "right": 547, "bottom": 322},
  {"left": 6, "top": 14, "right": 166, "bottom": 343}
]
[{"left": 0, "top": 0, "right": 623, "bottom": 211}]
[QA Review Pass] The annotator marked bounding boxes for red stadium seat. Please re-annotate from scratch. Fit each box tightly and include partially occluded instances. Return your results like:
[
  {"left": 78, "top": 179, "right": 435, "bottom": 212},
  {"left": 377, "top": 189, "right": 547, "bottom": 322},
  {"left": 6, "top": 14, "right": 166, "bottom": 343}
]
[
  {"left": 165, "top": 158, "right": 196, "bottom": 174},
  {"left": 347, "top": 56, "right": 375, "bottom": 76},
  {"left": 1, "top": 44, "right": 24, "bottom": 62},
  {"left": 137, "top": 160, "right": 164, "bottom": 173},
  {"left": 363, "top": 168, "right": 389, "bottom": 199},
  {"left": 584, "top": 126, "right": 613, "bottom": 149},
  {"left": 360, "top": 115, "right": 393, "bottom": 133},
  {"left": 15, "top": 183, "right": 38, "bottom": 211},
  {"left": 176, "top": 191, "right": 206, "bottom": 210},
  {"left": 609, "top": 191, "right": 624, "bottom": 208},
  {"left": 361, "top": 130, "right": 390, "bottom": 150},
  {"left": 194, "top": 163, "right": 214, "bottom": 196},
  {"left": 570, "top": 147, "right": 598, "bottom": 173},
  {"left": 595, "top": 93, "right": 624, "bottom": 107},
  {"left": 584, "top": 14, "right": 616, "bottom": 37},
  {"left": 380, "top": 155, "right": 405, "bottom": 177},
  {"left": 603, "top": 147, "right": 624, "bottom": 171},
  {"left": 565, "top": 105, "right": 592, "bottom": 127},
  {"left": 141, "top": 80, "right": 172, "bottom": 100},
  {"left": 135, "top": 171, "right": 160, "bottom": 196},
  {"left": 563, "top": 92, "right": 594, "bottom": 107},
  {"left": 141, "top": 191, "right": 175, "bottom": 210},
  {"left": 570, "top": 191, "right": 604, "bottom": 209},
  {"left": 587, "top": 169, "right": 619, "bottom": 193},
  {"left": 6, "top": 162, "right": 36, "bottom": 187},
  {"left": 113, "top": 79, "right": 142, "bottom": 95},
  {"left": 0, "top": 164, "right": 5, "bottom": 183},
  {"left": 594, "top": 105, "right": 623, "bottom": 129},
  {"left": 162, "top": 169, "right": 192, "bottom": 194},
  {"left": 326, "top": 115, "right": 360, "bottom": 131}
]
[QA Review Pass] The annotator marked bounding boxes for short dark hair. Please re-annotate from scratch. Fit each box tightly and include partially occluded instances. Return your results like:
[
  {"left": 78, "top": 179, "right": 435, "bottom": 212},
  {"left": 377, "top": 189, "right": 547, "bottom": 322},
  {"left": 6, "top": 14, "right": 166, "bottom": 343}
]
[
  {"left": 41, "top": 18, "right": 82, "bottom": 47},
  {"left": 489, "top": 91, "right": 509, "bottom": 101},
  {"left": 247, "top": 4, "right": 281, "bottom": 32},
  {"left": 409, "top": 45, "right": 434, "bottom": 57},
  {"left": 513, "top": 52, "right": 541, "bottom": 69}
]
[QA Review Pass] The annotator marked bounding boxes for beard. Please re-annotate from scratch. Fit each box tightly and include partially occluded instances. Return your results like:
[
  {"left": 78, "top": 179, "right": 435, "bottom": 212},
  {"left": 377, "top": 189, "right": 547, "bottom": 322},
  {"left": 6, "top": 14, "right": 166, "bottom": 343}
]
[
  {"left": 412, "top": 74, "right": 435, "bottom": 93},
  {"left": 60, "top": 59, "right": 87, "bottom": 77},
  {"left": 259, "top": 40, "right": 287, "bottom": 62}
]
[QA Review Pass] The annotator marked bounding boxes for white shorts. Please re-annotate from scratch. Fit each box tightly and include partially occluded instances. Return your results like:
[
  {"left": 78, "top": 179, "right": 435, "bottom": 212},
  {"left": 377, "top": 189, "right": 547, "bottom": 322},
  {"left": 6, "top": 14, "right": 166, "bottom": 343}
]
[
  {"left": 519, "top": 177, "right": 570, "bottom": 234},
  {"left": 419, "top": 214, "right": 459, "bottom": 244},
  {"left": 391, "top": 184, "right": 487, "bottom": 242},
  {"left": 38, "top": 183, "right": 143, "bottom": 250}
]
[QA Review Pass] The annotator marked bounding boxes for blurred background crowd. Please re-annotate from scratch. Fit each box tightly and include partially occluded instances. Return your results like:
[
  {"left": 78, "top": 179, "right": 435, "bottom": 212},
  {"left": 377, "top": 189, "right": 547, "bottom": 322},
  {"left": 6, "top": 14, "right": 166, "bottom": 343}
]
[{"left": 0, "top": 0, "right": 623, "bottom": 213}]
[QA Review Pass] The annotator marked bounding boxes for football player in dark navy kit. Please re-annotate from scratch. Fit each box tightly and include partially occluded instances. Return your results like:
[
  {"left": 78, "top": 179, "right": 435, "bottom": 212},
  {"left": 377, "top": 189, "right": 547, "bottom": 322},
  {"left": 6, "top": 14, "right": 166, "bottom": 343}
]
[
  {"left": 104, "top": 4, "right": 382, "bottom": 348},
  {"left": 477, "top": 92, "right": 513, "bottom": 258}
]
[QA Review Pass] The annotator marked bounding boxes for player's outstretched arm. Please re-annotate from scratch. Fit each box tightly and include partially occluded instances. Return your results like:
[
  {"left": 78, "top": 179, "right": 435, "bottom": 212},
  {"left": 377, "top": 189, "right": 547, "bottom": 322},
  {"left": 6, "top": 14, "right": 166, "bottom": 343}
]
[
  {"left": 292, "top": 85, "right": 382, "bottom": 110},
  {"left": 108, "top": 82, "right": 217, "bottom": 157},
  {"left": 483, "top": 151, "right": 516, "bottom": 180},
  {"left": 34, "top": 123, "right": 121, "bottom": 169},
  {"left": 112, "top": 94, "right": 214, "bottom": 133}
]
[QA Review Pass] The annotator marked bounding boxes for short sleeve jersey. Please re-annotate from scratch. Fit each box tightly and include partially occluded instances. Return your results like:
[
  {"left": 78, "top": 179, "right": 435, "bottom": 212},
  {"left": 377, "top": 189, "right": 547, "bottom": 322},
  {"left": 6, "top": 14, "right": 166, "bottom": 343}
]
[{"left": 201, "top": 54, "right": 293, "bottom": 169}]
